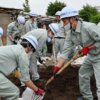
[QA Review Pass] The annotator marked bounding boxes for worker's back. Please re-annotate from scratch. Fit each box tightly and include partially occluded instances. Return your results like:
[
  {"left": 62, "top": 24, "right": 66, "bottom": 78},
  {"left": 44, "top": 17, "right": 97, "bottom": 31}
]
[{"left": 0, "top": 44, "right": 28, "bottom": 76}]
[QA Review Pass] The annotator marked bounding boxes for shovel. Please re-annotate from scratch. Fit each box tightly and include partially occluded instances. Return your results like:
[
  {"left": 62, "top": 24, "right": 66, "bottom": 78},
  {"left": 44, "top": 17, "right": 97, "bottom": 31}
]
[{"left": 45, "top": 51, "right": 81, "bottom": 87}]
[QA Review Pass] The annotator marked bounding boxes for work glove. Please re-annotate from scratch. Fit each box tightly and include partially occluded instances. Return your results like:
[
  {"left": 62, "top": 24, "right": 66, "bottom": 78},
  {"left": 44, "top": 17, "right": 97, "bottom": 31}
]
[
  {"left": 79, "top": 47, "right": 89, "bottom": 56},
  {"left": 38, "top": 57, "right": 44, "bottom": 64},
  {"left": 35, "top": 88, "right": 44, "bottom": 95},
  {"left": 53, "top": 66, "right": 60, "bottom": 75}
]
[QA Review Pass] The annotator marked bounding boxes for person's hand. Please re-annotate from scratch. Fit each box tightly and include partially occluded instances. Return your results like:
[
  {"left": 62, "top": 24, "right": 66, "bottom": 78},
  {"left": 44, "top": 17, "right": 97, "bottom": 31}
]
[
  {"left": 53, "top": 66, "right": 60, "bottom": 75},
  {"left": 35, "top": 88, "right": 44, "bottom": 95},
  {"left": 79, "top": 47, "right": 89, "bottom": 56}
]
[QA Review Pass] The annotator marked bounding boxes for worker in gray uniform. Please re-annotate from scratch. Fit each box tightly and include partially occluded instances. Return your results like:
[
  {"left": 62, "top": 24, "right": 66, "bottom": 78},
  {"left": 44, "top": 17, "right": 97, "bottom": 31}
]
[
  {"left": 54, "top": 11, "right": 70, "bottom": 61},
  {"left": 7, "top": 16, "right": 25, "bottom": 45},
  {"left": 0, "top": 27, "right": 4, "bottom": 46},
  {"left": 53, "top": 7, "right": 100, "bottom": 100},
  {"left": 25, "top": 11, "right": 38, "bottom": 33},
  {"left": 21, "top": 23, "right": 60, "bottom": 82},
  {"left": 0, "top": 35, "right": 44, "bottom": 100}
]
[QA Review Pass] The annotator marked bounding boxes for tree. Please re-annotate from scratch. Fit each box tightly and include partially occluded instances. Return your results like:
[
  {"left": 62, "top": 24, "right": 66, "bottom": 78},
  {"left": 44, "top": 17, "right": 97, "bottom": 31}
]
[
  {"left": 90, "top": 13, "right": 100, "bottom": 24},
  {"left": 79, "top": 4, "right": 98, "bottom": 22},
  {"left": 46, "top": 1, "right": 66, "bottom": 16},
  {"left": 23, "top": 0, "right": 30, "bottom": 12}
]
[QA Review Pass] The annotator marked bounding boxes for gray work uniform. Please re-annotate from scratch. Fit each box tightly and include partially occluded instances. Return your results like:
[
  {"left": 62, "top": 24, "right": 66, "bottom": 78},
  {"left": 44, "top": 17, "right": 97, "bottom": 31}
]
[
  {"left": 7, "top": 22, "right": 25, "bottom": 45},
  {"left": 53, "top": 21, "right": 70, "bottom": 60},
  {"left": 25, "top": 19, "right": 38, "bottom": 33},
  {"left": 22, "top": 29, "right": 47, "bottom": 80},
  {"left": 0, "top": 44, "right": 30, "bottom": 100},
  {"left": 0, "top": 37, "right": 3, "bottom": 46},
  {"left": 60, "top": 20, "right": 100, "bottom": 100}
]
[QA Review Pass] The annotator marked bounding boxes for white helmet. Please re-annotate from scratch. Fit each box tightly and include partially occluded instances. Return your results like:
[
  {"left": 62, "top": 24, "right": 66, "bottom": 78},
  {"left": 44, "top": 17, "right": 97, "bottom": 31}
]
[
  {"left": 17, "top": 16, "right": 25, "bottom": 24},
  {"left": 0, "top": 27, "right": 3, "bottom": 36},
  {"left": 49, "top": 23, "right": 60, "bottom": 34},
  {"left": 60, "top": 7, "right": 78, "bottom": 19},
  {"left": 23, "top": 35, "right": 38, "bottom": 50},
  {"left": 55, "top": 11, "right": 61, "bottom": 16},
  {"left": 29, "top": 11, "right": 38, "bottom": 17}
]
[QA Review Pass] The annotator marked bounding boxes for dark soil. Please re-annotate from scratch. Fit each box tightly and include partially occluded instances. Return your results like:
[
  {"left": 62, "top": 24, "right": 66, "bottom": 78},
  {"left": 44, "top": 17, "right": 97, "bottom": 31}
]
[
  {"left": 6, "top": 64, "right": 97, "bottom": 100},
  {"left": 38, "top": 65, "right": 97, "bottom": 100}
]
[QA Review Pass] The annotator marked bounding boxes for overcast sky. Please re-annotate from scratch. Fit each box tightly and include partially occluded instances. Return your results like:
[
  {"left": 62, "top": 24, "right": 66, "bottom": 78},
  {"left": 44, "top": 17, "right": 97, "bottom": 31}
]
[
  {"left": 25, "top": 0, "right": 100, "bottom": 15},
  {"left": 0, "top": 0, "right": 100, "bottom": 15}
]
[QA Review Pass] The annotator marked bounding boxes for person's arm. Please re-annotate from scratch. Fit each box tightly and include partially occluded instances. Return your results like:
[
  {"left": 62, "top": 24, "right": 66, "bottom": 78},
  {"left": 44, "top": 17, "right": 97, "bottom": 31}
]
[
  {"left": 88, "top": 24, "right": 100, "bottom": 48},
  {"left": 53, "top": 31, "right": 74, "bottom": 73},
  {"left": 18, "top": 49, "right": 44, "bottom": 95},
  {"left": 24, "top": 80, "right": 38, "bottom": 91},
  {"left": 24, "top": 80, "right": 44, "bottom": 95},
  {"left": 56, "top": 57, "right": 66, "bottom": 68},
  {"left": 79, "top": 24, "right": 100, "bottom": 56}
]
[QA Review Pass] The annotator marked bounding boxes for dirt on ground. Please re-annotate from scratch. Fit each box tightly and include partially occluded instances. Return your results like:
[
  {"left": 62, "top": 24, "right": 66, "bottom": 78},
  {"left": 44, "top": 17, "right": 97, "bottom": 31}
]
[
  {"left": 4, "top": 63, "right": 97, "bottom": 100},
  {"left": 38, "top": 65, "right": 97, "bottom": 100}
]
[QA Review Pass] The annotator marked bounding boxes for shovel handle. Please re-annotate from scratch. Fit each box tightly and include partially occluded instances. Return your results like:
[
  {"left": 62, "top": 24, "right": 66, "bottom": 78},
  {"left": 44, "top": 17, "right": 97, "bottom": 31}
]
[
  {"left": 45, "top": 51, "right": 80, "bottom": 86},
  {"left": 58, "top": 51, "right": 80, "bottom": 74}
]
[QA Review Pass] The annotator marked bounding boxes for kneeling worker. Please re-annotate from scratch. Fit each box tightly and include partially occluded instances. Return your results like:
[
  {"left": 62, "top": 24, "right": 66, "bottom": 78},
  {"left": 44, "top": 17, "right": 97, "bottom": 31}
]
[{"left": 0, "top": 35, "right": 44, "bottom": 100}]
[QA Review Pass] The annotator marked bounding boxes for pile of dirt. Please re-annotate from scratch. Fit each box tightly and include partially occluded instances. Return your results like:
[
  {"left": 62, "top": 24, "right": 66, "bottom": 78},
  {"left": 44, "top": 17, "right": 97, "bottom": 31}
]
[
  {"left": 5, "top": 64, "right": 97, "bottom": 100},
  {"left": 39, "top": 65, "right": 97, "bottom": 100}
]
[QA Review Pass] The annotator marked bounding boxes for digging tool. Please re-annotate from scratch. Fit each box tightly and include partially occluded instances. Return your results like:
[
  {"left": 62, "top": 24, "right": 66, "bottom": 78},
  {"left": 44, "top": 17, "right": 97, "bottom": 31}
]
[{"left": 45, "top": 51, "right": 81, "bottom": 87}]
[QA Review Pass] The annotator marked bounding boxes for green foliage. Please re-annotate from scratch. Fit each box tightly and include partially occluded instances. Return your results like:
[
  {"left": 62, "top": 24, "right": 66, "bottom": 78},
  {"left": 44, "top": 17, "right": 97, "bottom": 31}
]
[
  {"left": 90, "top": 13, "right": 100, "bottom": 24},
  {"left": 46, "top": 1, "right": 66, "bottom": 16},
  {"left": 79, "top": 4, "right": 98, "bottom": 22},
  {"left": 23, "top": 0, "right": 30, "bottom": 12}
]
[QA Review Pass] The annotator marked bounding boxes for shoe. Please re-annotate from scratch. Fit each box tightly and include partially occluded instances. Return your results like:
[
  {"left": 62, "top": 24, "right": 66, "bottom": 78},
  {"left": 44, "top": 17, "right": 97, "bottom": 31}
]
[{"left": 77, "top": 96, "right": 84, "bottom": 100}]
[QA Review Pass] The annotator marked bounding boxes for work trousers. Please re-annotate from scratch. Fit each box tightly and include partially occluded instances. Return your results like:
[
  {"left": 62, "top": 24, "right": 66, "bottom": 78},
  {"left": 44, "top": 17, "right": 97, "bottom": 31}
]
[{"left": 79, "top": 54, "right": 100, "bottom": 100}]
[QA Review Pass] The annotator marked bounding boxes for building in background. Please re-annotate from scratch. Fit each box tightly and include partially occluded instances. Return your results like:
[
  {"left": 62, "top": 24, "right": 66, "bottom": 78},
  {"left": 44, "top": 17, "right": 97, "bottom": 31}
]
[{"left": 0, "top": 0, "right": 23, "bottom": 45}]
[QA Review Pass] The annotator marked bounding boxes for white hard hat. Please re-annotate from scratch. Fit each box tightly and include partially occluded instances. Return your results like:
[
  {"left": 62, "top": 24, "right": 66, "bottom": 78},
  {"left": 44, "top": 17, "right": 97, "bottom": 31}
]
[
  {"left": 49, "top": 23, "right": 60, "bottom": 34},
  {"left": 23, "top": 35, "right": 38, "bottom": 50},
  {"left": 0, "top": 27, "right": 3, "bottom": 36},
  {"left": 29, "top": 11, "right": 38, "bottom": 17},
  {"left": 60, "top": 7, "right": 78, "bottom": 19},
  {"left": 55, "top": 11, "right": 61, "bottom": 16},
  {"left": 17, "top": 16, "right": 25, "bottom": 24}
]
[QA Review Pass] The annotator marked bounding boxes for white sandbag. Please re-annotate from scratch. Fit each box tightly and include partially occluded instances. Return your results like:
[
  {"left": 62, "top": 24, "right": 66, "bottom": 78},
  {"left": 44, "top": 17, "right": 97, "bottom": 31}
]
[
  {"left": 22, "top": 87, "right": 45, "bottom": 100},
  {"left": 71, "top": 56, "right": 86, "bottom": 65}
]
